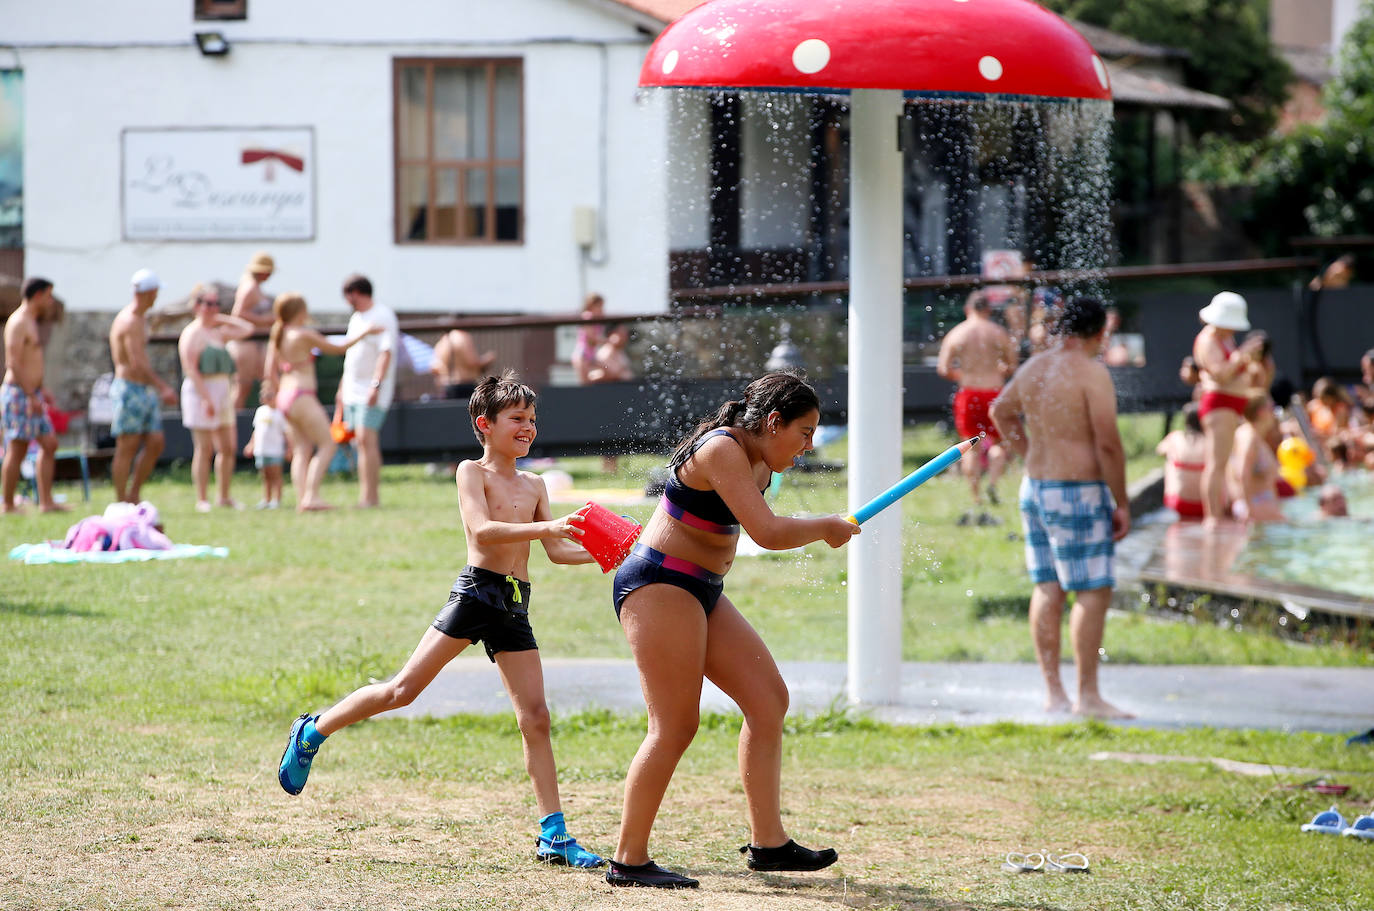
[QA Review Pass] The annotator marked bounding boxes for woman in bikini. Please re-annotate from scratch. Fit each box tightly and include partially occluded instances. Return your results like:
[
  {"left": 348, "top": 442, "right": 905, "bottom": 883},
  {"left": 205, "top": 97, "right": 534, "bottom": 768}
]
[
  {"left": 1192, "top": 292, "right": 1264, "bottom": 525},
  {"left": 1156, "top": 402, "right": 1206, "bottom": 520},
  {"left": 229, "top": 251, "right": 277, "bottom": 409},
  {"left": 605, "top": 372, "right": 860, "bottom": 889},
  {"left": 178, "top": 282, "right": 255, "bottom": 512},
  {"left": 1227, "top": 395, "right": 1286, "bottom": 522},
  {"left": 265, "top": 292, "right": 381, "bottom": 512}
]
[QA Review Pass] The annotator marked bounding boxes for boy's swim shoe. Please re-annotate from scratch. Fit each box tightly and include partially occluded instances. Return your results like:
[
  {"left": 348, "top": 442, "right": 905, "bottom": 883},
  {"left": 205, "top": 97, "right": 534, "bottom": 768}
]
[
  {"left": 605, "top": 860, "right": 699, "bottom": 888},
  {"left": 277, "top": 713, "right": 321, "bottom": 796},
  {"left": 536, "top": 831, "right": 606, "bottom": 868},
  {"left": 740, "top": 839, "right": 838, "bottom": 872}
]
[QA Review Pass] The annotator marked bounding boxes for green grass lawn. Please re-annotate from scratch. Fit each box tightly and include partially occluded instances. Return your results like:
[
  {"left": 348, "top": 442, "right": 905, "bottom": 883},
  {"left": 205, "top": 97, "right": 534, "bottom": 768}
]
[{"left": 3, "top": 419, "right": 1372, "bottom": 909}]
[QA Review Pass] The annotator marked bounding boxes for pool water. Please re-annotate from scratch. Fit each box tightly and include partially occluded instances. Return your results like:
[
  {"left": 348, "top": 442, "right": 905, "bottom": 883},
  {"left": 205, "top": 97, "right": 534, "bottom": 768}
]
[{"left": 1229, "top": 473, "right": 1374, "bottom": 600}]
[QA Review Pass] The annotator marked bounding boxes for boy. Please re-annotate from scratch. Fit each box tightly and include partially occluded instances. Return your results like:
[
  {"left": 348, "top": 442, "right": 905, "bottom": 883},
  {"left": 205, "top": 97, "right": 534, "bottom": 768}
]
[{"left": 277, "top": 372, "right": 605, "bottom": 868}]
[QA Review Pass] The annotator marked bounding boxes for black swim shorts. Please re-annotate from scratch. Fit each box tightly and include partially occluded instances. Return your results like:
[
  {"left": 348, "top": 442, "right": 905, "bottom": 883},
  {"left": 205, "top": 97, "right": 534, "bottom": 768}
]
[{"left": 432, "top": 565, "right": 537, "bottom": 662}]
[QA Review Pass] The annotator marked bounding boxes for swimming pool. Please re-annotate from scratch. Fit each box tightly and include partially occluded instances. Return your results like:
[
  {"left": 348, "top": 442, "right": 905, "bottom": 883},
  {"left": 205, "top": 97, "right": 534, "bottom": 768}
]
[{"left": 1229, "top": 473, "right": 1374, "bottom": 600}]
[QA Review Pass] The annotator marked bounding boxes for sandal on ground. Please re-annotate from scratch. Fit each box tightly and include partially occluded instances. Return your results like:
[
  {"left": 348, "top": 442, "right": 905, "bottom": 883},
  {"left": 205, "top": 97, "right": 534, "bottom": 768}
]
[
  {"left": 1342, "top": 815, "right": 1374, "bottom": 840},
  {"left": 1301, "top": 806, "right": 1349, "bottom": 835},
  {"left": 1001, "top": 851, "right": 1044, "bottom": 873},
  {"left": 739, "top": 839, "right": 838, "bottom": 872},
  {"left": 604, "top": 860, "right": 698, "bottom": 889},
  {"left": 1045, "top": 852, "right": 1090, "bottom": 873}
]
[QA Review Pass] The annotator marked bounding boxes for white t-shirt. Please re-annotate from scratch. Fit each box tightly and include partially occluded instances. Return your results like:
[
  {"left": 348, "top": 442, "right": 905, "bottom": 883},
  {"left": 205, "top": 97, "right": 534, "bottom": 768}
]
[
  {"left": 340, "top": 302, "right": 399, "bottom": 408},
  {"left": 252, "top": 405, "right": 288, "bottom": 459}
]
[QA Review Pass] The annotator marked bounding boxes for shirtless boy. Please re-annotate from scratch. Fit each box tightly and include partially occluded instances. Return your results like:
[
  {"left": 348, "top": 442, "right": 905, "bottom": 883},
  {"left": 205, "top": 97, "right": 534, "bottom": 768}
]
[
  {"left": 278, "top": 372, "right": 607, "bottom": 868},
  {"left": 108, "top": 269, "right": 179, "bottom": 503},
  {"left": 991, "top": 297, "right": 1133, "bottom": 720},
  {"left": 2, "top": 277, "right": 67, "bottom": 513},
  {"left": 937, "top": 289, "right": 1018, "bottom": 522}
]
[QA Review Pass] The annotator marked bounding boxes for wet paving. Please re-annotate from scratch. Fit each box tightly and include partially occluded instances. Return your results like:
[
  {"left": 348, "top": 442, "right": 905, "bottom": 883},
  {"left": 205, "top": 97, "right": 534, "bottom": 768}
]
[{"left": 388, "top": 656, "right": 1374, "bottom": 735}]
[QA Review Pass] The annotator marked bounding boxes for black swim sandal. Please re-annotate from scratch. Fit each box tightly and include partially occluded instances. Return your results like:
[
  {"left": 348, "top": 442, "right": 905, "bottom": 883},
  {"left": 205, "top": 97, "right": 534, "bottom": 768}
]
[
  {"left": 740, "top": 839, "right": 838, "bottom": 872},
  {"left": 604, "top": 860, "right": 699, "bottom": 889}
]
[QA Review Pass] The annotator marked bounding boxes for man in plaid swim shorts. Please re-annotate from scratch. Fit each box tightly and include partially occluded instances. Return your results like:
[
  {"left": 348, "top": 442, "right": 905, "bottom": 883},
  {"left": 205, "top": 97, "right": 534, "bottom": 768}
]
[{"left": 991, "top": 296, "right": 1134, "bottom": 721}]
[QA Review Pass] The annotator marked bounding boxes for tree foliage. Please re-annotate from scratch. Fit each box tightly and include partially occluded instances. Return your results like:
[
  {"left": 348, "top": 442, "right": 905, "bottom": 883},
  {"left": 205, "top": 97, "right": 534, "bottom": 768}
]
[
  {"left": 1042, "top": 0, "right": 1291, "bottom": 140},
  {"left": 1241, "top": 3, "right": 1374, "bottom": 252}
]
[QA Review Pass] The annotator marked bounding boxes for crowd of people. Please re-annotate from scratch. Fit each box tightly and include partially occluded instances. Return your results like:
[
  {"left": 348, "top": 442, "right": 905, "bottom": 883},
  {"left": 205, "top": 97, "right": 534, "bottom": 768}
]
[
  {"left": 1158, "top": 290, "right": 1371, "bottom": 526},
  {"left": 1, "top": 257, "right": 397, "bottom": 514}
]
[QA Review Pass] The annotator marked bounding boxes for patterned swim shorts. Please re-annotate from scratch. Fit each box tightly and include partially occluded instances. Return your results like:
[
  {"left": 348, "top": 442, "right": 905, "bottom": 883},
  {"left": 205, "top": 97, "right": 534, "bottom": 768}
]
[
  {"left": 110, "top": 378, "right": 162, "bottom": 436},
  {"left": 1, "top": 383, "right": 54, "bottom": 442},
  {"left": 1018, "top": 477, "right": 1116, "bottom": 592}
]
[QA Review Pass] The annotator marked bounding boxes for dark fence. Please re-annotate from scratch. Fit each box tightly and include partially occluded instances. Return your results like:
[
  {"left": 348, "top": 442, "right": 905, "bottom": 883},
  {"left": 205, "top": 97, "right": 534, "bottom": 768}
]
[{"left": 145, "top": 259, "right": 1372, "bottom": 463}]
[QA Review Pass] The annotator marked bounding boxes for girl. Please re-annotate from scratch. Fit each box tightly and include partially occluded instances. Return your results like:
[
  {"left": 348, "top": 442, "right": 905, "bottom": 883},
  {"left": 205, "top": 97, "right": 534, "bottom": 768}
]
[
  {"left": 606, "top": 372, "right": 860, "bottom": 889},
  {"left": 177, "top": 283, "right": 254, "bottom": 512},
  {"left": 1155, "top": 402, "right": 1206, "bottom": 520},
  {"left": 264, "top": 292, "right": 379, "bottom": 512}
]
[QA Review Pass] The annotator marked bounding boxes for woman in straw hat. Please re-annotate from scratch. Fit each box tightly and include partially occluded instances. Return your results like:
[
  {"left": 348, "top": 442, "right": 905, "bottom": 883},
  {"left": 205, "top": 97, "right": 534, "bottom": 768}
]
[
  {"left": 1192, "top": 291, "right": 1265, "bottom": 525},
  {"left": 228, "top": 251, "right": 277, "bottom": 409}
]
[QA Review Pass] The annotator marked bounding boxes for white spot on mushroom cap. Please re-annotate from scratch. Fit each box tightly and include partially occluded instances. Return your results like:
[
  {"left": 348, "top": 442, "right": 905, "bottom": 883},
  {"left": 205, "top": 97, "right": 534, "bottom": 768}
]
[
  {"left": 978, "top": 55, "right": 1003, "bottom": 81},
  {"left": 662, "top": 49, "right": 679, "bottom": 76},
  {"left": 1092, "top": 54, "right": 1109, "bottom": 91},
  {"left": 792, "top": 38, "right": 830, "bottom": 75}
]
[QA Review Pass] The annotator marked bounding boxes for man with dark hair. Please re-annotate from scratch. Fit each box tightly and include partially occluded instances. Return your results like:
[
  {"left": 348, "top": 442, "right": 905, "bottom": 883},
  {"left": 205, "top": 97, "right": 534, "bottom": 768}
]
[
  {"left": 937, "top": 289, "right": 1019, "bottom": 523},
  {"left": 990, "top": 296, "right": 1133, "bottom": 719},
  {"left": 335, "top": 273, "right": 398, "bottom": 507},
  {"left": 2, "top": 277, "right": 67, "bottom": 513}
]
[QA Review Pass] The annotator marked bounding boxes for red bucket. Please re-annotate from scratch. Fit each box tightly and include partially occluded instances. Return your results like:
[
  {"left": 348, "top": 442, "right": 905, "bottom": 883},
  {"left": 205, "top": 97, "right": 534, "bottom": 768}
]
[{"left": 576, "top": 501, "right": 642, "bottom": 573}]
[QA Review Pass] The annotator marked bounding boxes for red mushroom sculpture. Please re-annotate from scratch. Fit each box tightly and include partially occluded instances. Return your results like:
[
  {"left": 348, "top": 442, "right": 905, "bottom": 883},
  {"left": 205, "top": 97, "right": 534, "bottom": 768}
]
[
  {"left": 640, "top": 0, "right": 1112, "bottom": 705},
  {"left": 640, "top": 0, "right": 1110, "bottom": 101}
]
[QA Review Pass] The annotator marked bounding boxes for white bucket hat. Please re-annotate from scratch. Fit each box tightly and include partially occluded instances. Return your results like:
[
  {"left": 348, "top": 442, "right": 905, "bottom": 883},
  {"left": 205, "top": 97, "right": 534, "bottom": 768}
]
[{"left": 1198, "top": 291, "right": 1250, "bottom": 331}]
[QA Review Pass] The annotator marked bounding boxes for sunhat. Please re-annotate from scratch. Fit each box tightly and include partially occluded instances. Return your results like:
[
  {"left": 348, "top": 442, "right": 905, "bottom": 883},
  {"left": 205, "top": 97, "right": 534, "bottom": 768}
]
[
  {"left": 247, "top": 251, "right": 275, "bottom": 274},
  {"left": 131, "top": 268, "right": 160, "bottom": 292},
  {"left": 1198, "top": 291, "right": 1250, "bottom": 331}
]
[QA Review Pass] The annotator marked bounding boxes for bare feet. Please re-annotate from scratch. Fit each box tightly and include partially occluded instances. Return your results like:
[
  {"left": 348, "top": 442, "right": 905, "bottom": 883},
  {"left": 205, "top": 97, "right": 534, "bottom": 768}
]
[
  {"left": 1073, "top": 696, "right": 1135, "bottom": 720},
  {"left": 1044, "top": 695, "right": 1072, "bottom": 714},
  {"left": 1, "top": 502, "right": 27, "bottom": 514},
  {"left": 299, "top": 502, "right": 335, "bottom": 513},
  {"left": 216, "top": 499, "right": 242, "bottom": 510},
  {"left": 39, "top": 502, "right": 71, "bottom": 513}
]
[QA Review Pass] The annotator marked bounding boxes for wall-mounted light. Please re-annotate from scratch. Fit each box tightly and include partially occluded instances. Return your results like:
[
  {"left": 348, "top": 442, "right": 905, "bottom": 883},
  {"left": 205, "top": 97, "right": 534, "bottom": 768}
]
[{"left": 194, "top": 32, "right": 230, "bottom": 56}]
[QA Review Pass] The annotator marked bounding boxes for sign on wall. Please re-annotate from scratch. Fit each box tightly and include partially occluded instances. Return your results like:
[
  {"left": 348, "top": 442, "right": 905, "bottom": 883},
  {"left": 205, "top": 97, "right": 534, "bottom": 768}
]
[{"left": 122, "top": 127, "right": 315, "bottom": 241}]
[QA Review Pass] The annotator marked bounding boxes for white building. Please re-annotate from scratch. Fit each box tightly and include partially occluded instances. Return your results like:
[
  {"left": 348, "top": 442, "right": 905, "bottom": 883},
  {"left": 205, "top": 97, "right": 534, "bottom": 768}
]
[{"left": 3, "top": 0, "right": 693, "bottom": 317}]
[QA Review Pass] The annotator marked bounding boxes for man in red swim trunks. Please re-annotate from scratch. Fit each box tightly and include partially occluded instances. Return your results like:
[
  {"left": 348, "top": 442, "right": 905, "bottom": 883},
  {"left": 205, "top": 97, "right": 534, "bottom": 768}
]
[
  {"left": 1192, "top": 291, "right": 1264, "bottom": 526},
  {"left": 938, "top": 290, "right": 1019, "bottom": 524}
]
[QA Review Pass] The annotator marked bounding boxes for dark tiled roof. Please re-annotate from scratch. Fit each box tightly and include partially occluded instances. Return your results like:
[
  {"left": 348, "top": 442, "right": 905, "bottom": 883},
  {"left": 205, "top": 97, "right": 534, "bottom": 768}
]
[
  {"left": 1107, "top": 62, "right": 1230, "bottom": 110},
  {"left": 1069, "top": 20, "right": 1188, "bottom": 60}
]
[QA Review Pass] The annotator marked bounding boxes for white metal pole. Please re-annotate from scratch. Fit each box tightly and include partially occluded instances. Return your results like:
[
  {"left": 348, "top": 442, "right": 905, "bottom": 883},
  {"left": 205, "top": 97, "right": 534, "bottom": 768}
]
[{"left": 846, "top": 88, "right": 905, "bottom": 705}]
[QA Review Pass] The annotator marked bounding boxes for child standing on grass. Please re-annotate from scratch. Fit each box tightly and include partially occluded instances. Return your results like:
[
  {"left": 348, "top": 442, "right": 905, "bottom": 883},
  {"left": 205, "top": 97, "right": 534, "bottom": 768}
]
[
  {"left": 243, "top": 399, "right": 287, "bottom": 509},
  {"left": 606, "top": 371, "right": 860, "bottom": 889},
  {"left": 277, "top": 371, "right": 606, "bottom": 868}
]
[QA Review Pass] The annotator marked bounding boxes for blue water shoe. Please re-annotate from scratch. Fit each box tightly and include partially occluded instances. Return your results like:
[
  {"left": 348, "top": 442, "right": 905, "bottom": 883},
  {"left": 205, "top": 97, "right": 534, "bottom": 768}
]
[{"left": 278, "top": 713, "right": 322, "bottom": 796}]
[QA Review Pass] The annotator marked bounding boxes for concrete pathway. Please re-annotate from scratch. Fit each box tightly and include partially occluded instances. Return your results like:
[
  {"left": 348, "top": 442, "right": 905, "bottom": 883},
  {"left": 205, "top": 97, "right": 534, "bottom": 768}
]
[{"left": 389, "top": 658, "right": 1374, "bottom": 735}]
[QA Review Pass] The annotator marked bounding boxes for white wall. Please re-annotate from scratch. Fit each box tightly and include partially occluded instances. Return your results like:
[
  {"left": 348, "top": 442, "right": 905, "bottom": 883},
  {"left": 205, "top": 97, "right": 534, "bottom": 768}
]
[{"left": 11, "top": 0, "right": 670, "bottom": 316}]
